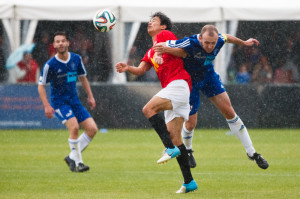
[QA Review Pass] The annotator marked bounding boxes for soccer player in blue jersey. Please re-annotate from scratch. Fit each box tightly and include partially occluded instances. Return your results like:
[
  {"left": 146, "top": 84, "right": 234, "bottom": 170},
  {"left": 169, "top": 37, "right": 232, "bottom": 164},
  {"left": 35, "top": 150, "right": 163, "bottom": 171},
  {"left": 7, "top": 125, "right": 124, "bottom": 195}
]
[
  {"left": 154, "top": 24, "right": 269, "bottom": 170},
  {"left": 38, "top": 31, "right": 98, "bottom": 172}
]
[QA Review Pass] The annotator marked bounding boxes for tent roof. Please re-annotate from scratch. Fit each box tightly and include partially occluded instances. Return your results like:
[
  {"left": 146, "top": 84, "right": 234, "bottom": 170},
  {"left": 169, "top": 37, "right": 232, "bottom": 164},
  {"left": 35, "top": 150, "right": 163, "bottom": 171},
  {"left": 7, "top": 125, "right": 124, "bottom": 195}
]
[
  {"left": 2, "top": 0, "right": 300, "bottom": 21},
  {"left": 11, "top": 0, "right": 119, "bottom": 21},
  {"left": 0, "top": 0, "right": 13, "bottom": 19},
  {"left": 119, "top": 0, "right": 222, "bottom": 22},
  {"left": 9, "top": 0, "right": 222, "bottom": 22},
  {"left": 220, "top": 0, "right": 300, "bottom": 21}
]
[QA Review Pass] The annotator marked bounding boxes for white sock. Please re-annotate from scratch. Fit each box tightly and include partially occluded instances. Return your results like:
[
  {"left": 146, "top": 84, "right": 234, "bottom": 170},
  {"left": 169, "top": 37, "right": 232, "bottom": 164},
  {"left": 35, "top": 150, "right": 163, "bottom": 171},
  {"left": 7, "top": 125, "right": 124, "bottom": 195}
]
[
  {"left": 181, "top": 123, "right": 194, "bottom": 150},
  {"left": 227, "top": 114, "right": 255, "bottom": 156},
  {"left": 78, "top": 132, "right": 92, "bottom": 152},
  {"left": 68, "top": 138, "right": 83, "bottom": 166}
]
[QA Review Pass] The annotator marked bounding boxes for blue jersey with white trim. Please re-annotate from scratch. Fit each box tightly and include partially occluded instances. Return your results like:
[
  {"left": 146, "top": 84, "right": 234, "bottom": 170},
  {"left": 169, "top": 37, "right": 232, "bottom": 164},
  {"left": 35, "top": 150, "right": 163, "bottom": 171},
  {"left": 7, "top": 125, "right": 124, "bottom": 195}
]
[
  {"left": 39, "top": 52, "right": 86, "bottom": 106},
  {"left": 167, "top": 34, "right": 227, "bottom": 81}
]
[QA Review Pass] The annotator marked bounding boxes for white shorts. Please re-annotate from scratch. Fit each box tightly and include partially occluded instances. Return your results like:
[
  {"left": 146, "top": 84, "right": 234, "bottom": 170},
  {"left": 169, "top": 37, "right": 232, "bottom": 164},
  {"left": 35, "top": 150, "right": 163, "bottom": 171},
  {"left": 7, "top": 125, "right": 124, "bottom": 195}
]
[{"left": 155, "top": 80, "right": 190, "bottom": 124}]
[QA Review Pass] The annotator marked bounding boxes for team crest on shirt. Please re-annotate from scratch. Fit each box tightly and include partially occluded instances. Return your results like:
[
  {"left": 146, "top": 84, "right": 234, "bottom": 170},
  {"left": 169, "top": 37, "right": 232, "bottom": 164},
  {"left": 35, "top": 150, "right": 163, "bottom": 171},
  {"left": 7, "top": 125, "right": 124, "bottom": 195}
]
[{"left": 70, "top": 62, "right": 76, "bottom": 70}]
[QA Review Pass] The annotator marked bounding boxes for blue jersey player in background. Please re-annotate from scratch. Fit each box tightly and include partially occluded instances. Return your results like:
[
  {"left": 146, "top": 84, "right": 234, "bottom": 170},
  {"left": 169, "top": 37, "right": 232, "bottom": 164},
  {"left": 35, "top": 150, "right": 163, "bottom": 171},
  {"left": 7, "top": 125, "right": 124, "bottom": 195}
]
[
  {"left": 154, "top": 24, "right": 268, "bottom": 170},
  {"left": 38, "top": 31, "right": 98, "bottom": 172}
]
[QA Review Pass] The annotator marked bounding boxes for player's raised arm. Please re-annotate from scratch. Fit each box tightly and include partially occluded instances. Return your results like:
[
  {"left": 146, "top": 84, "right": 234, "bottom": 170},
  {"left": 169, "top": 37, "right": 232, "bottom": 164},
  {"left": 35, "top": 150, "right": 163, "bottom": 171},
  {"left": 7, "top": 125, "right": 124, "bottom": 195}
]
[
  {"left": 115, "top": 61, "right": 151, "bottom": 76},
  {"left": 225, "top": 34, "right": 259, "bottom": 47},
  {"left": 154, "top": 42, "right": 188, "bottom": 58},
  {"left": 38, "top": 84, "right": 55, "bottom": 119}
]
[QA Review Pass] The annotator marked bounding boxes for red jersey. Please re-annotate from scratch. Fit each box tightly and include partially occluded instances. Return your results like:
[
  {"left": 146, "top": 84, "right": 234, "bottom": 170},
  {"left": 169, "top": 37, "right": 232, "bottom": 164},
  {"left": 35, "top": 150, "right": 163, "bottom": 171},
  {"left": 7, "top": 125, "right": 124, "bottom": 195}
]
[
  {"left": 17, "top": 60, "right": 39, "bottom": 83},
  {"left": 141, "top": 30, "right": 191, "bottom": 90}
]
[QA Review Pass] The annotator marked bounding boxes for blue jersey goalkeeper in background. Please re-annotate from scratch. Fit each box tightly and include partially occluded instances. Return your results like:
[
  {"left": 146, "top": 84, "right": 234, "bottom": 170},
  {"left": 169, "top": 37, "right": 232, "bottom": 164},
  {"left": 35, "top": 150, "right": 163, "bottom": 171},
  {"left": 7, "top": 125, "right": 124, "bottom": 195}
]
[
  {"left": 38, "top": 31, "right": 98, "bottom": 172},
  {"left": 154, "top": 24, "right": 269, "bottom": 170}
]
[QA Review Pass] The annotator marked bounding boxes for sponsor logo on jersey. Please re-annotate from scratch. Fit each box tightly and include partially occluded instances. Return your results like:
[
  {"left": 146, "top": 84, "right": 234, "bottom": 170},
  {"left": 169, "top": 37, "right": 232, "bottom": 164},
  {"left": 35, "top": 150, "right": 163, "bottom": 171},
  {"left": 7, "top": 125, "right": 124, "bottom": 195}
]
[
  {"left": 194, "top": 52, "right": 206, "bottom": 60},
  {"left": 204, "top": 55, "right": 216, "bottom": 65},
  {"left": 67, "top": 72, "right": 77, "bottom": 82}
]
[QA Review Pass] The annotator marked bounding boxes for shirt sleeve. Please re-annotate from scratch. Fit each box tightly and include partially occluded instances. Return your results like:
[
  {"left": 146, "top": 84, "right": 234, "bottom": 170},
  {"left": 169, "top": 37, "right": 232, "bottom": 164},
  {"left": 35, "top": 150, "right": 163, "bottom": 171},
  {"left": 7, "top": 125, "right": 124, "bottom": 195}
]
[
  {"left": 141, "top": 49, "right": 150, "bottom": 63},
  {"left": 166, "top": 36, "right": 194, "bottom": 55},
  {"left": 38, "top": 63, "right": 51, "bottom": 85},
  {"left": 216, "top": 34, "right": 227, "bottom": 49},
  {"left": 220, "top": 34, "right": 227, "bottom": 43},
  {"left": 77, "top": 56, "right": 87, "bottom": 76}
]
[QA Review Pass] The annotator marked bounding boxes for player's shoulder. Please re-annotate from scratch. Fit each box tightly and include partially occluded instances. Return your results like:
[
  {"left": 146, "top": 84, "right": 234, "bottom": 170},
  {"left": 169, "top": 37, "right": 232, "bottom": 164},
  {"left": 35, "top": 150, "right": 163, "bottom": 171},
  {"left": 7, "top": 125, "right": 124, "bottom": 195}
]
[
  {"left": 189, "top": 34, "right": 199, "bottom": 40},
  {"left": 176, "top": 34, "right": 198, "bottom": 43},
  {"left": 69, "top": 52, "right": 81, "bottom": 59},
  {"left": 45, "top": 55, "right": 57, "bottom": 66},
  {"left": 187, "top": 34, "right": 200, "bottom": 43},
  {"left": 218, "top": 34, "right": 227, "bottom": 42},
  {"left": 161, "top": 30, "right": 175, "bottom": 36},
  {"left": 158, "top": 30, "right": 177, "bottom": 40},
  {"left": 180, "top": 34, "right": 200, "bottom": 47}
]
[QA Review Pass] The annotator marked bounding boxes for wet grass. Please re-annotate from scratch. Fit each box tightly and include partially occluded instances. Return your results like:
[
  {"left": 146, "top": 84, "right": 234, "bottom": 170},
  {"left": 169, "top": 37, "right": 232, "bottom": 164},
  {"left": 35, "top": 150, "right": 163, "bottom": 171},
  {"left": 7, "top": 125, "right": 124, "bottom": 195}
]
[{"left": 0, "top": 129, "right": 299, "bottom": 199}]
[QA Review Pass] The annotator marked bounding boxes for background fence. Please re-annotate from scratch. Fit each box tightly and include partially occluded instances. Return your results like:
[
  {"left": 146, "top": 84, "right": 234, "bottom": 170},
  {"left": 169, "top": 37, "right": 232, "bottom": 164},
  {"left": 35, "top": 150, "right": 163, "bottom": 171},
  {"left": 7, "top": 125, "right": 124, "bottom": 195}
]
[{"left": 0, "top": 83, "right": 299, "bottom": 129}]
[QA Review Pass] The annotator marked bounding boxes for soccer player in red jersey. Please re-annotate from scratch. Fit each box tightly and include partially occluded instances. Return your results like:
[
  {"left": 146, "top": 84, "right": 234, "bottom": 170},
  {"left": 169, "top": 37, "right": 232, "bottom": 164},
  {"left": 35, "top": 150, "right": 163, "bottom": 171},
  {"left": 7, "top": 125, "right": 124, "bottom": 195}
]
[{"left": 115, "top": 12, "right": 197, "bottom": 193}]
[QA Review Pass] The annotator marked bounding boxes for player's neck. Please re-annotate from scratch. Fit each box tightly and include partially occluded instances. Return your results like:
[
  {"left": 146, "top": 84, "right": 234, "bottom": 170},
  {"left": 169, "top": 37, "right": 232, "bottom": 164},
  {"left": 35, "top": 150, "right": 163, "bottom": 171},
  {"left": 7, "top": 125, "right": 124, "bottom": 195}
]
[
  {"left": 57, "top": 51, "right": 69, "bottom": 61},
  {"left": 152, "top": 36, "right": 156, "bottom": 43},
  {"left": 151, "top": 30, "right": 162, "bottom": 43}
]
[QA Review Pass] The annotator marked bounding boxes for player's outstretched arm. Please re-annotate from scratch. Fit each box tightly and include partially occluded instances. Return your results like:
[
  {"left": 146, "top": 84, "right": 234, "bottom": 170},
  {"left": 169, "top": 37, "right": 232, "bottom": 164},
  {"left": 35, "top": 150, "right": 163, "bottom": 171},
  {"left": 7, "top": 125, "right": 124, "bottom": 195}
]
[
  {"left": 115, "top": 61, "right": 151, "bottom": 76},
  {"left": 154, "top": 42, "right": 187, "bottom": 58},
  {"left": 78, "top": 76, "right": 96, "bottom": 110},
  {"left": 38, "top": 84, "right": 55, "bottom": 119},
  {"left": 225, "top": 34, "right": 259, "bottom": 47}
]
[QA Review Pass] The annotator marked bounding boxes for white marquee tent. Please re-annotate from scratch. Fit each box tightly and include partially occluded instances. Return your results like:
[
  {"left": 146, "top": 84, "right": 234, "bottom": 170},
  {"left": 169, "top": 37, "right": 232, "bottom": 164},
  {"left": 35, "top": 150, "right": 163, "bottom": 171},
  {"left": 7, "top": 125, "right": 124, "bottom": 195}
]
[{"left": 1, "top": 0, "right": 300, "bottom": 82}]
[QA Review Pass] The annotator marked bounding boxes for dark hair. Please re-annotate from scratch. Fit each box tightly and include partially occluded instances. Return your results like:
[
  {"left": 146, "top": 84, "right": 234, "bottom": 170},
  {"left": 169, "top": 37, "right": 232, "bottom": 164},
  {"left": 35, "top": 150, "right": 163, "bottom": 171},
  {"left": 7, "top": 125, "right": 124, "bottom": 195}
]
[
  {"left": 53, "top": 31, "right": 68, "bottom": 40},
  {"left": 151, "top": 12, "right": 172, "bottom": 31}
]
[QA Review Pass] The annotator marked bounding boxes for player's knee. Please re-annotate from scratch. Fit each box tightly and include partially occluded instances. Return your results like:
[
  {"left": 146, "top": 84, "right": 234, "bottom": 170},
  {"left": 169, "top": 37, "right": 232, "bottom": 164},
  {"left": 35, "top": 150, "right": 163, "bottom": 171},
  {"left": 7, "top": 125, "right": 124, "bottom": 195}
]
[
  {"left": 91, "top": 125, "right": 98, "bottom": 135},
  {"left": 185, "top": 114, "right": 197, "bottom": 131},
  {"left": 70, "top": 125, "right": 80, "bottom": 136},
  {"left": 70, "top": 123, "right": 79, "bottom": 131},
  {"left": 185, "top": 120, "right": 196, "bottom": 131},
  {"left": 142, "top": 105, "right": 156, "bottom": 119},
  {"left": 84, "top": 122, "right": 98, "bottom": 138},
  {"left": 185, "top": 122, "right": 196, "bottom": 131},
  {"left": 142, "top": 106, "right": 148, "bottom": 117}
]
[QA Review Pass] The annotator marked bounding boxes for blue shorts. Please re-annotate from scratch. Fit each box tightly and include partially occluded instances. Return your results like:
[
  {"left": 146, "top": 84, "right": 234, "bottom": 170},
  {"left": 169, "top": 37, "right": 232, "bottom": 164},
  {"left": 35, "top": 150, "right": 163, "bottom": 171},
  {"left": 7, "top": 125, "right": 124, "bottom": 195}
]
[
  {"left": 54, "top": 103, "right": 91, "bottom": 124},
  {"left": 189, "top": 72, "right": 226, "bottom": 115}
]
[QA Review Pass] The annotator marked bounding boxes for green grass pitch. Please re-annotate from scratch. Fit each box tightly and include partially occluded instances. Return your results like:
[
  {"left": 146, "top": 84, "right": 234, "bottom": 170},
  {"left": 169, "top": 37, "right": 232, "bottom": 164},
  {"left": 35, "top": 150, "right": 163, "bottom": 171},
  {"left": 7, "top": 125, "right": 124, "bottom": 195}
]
[{"left": 0, "top": 129, "right": 299, "bottom": 199}]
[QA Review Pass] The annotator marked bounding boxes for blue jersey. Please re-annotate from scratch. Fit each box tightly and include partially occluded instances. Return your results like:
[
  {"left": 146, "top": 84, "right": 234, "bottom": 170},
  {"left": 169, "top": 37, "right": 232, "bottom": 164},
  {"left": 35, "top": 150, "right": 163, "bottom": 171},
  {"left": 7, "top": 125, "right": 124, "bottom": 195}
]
[
  {"left": 167, "top": 34, "right": 227, "bottom": 81},
  {"left": 39, "top": 52, "right": 87, "bottom": 107},
  {"left": 166, "top": 34, "right": 227, "bottom": 115}
]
